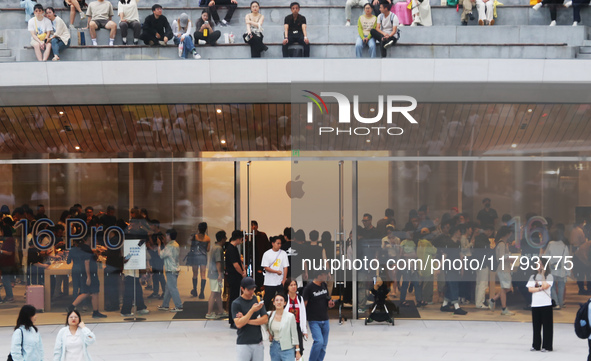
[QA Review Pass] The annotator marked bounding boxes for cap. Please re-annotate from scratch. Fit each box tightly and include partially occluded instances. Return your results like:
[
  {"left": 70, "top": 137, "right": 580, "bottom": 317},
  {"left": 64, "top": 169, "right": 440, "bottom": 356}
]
[
  {"left": 240, "top": 277, "right": 256, "bottom": 290},
  {"left": 179, "top": 13, "right": 189, "bottom": 28}
]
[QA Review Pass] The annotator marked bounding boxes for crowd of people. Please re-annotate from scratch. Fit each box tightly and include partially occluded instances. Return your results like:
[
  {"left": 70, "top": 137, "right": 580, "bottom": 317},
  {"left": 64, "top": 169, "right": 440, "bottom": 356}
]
[
  {"left": 2, "top": 198, "right": 591, "bottom": 359},
  {"left": 19, "top": 0, "right": 588, "bottom": 61}
]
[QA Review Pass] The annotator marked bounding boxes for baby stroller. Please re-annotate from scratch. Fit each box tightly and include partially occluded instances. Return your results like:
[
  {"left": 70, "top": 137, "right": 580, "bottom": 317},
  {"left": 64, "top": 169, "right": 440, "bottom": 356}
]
[{"left": 365, "top": 277, "right": 398, "bottom": 326}]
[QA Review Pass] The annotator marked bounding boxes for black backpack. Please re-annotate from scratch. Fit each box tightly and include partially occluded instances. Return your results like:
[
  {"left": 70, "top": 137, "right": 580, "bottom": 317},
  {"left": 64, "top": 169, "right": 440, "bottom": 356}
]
[{"left": 575, "top": 299, "right": 591, "bottom": 339}]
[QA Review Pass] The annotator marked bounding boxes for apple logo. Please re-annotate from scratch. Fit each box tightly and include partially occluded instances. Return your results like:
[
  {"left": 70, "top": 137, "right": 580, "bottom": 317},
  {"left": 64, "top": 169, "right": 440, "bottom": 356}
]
[{"left": 286, "top": 175, "right": 305, "bottom": 199}]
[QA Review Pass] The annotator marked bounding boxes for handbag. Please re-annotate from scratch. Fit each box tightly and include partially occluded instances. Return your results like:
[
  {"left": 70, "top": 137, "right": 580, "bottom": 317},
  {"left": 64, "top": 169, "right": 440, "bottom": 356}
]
[
  {"left": 7, "top": 329, "right": 23, "bottom": 361},
  {"left": 243, "top": 32, "right": 253, "bottom": 42}
]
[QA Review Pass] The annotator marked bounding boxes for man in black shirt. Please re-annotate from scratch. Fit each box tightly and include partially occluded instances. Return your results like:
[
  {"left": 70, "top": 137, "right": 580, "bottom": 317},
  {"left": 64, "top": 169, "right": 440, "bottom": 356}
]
[
  {"left": 477, "top": 198, "right": 498, "bottom": 229},
  {"left": 226, "top": 230, "right": 246, "bottom": 328},
  {"left": 282, "top": 2, "right": 310, "bottom": 57},
  {"left": 376, "top": 208, "right": 396, "bottom": 238},
  {"left": 232, "top": 277, "right": 267, "bottom": 361},
  {"left": 303, "top": 269, "right": 335, "bottom": 361},
  {"left": 140, "top": 4, "right": 173, "bottom": 46},
  {"left": 281, "top": 227, "right": 293, "bottom": 278}
]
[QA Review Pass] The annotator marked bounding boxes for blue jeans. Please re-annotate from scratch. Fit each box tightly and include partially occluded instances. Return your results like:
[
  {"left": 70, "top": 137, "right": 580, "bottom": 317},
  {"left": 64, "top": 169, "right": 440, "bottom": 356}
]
[
  {"left": 51, "top": 38, "right": 70, "bottom": 58},
  {"left": 161, "top": 271, "right": 182, "bottom": 308},
  {"left": 308, "top": 320, "right": 329, "bottom": 361},
  {"left": 445, "top": 279, "right": 459, "bottom": 304},
  {"left": 355, "top": 36, "right": 376, "bottom": 58},
  {"left": 270, "top": 340, "right": 295, "bottom": 361},
  {"left": 550, "top": 275, "right": 565, "bottom": 307},
  {"left": 174, "top": 35, "right": 195, "bottom": 58}
]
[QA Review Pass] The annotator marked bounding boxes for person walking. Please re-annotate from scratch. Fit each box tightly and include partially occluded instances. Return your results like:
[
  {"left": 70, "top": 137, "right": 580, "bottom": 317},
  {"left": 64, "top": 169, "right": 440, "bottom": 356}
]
[
  {"left": 226, "top": 230, "right": 246, "bottom": 329},
  {"left": 158, "top": 229, "right": 183, "bottom": 312},
  {"left": 10, "top": 305, "right": 44, "bottom": 361},
  {"left": 53, "top": 310, "right": 96, "bottom": 361},
  {"left": 284, "top": 278, "right": 307, "bottom": 359},
  {"left": 268, "top": 292, "right": 301, "bottom": 361},
  {"left": 303, "top": 270, "right": 335, "bottom": 361},
  {"left": 527, "top": 261, "right": 554, "bottom": 352},
  {"left": 232, "top": 277, "right": 268, "bottom": 361}
]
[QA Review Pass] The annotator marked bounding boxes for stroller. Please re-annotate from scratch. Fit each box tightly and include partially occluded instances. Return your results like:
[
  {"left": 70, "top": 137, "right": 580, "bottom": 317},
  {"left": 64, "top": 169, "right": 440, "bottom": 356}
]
[{"left": 365, "top": 277, "right": 398, "bottom": 326}]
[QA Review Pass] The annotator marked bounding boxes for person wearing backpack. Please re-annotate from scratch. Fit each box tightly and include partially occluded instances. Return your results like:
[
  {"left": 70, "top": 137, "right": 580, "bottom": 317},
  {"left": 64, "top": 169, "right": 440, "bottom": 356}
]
[
  {"left": 369, "top": 0, "right": 399, "bottom": 58},
  {"left": 527, "top": 260, "right": 554, "bottom": 352},
  {"left": 489, "top": 226, "right": 515, "bottom": 316}
]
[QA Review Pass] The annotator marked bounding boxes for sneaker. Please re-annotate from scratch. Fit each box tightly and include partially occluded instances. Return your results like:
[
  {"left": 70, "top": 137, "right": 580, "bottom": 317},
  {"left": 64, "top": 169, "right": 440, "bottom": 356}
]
[
  {"left": 198, "top": 40, "right": 207, "bottom": 45},
  {"left": 461, "top": 21, "right": 468, "bottom": 26},
  {"left": 440, "top": 305, "right": 454, "bottom": 312},
  {"left": 137, "top": 309, "right": 150, "bottom": 315},
  {"left": 478, "top": 19, "right": 484, "bottom": 25},
  {"left": 383, "top": 39, "right": 394, "bottom": 49},
  {"left": 217, "top": 311, "right": 229, "bottom": 318},
  {"left": 170, "top": 307, "right": 184, "bottom": 312},
  {"left": 501, "top": 308, "right": 515, "bottom": 316},
  {"left": 468, "top": 12, "right": 474, "bottom": 21},
  {"left": 573, "top": 21, "right": 578, "bottom": 26},
  {"left": 549, "top": 20, "right": 556, "bottom": 26},
  {"left": 345, "top": 20, "right": 351, "bottom": 26},
  {"left": 69, "top": 24, "right": 76, "bottom": 30},
  {"left": 205, "top": 312, "right": 217, "bottom": 319},
  {"left": 530, "top": 348, "right": 539, "bottom": 351},
  {"left": 122, "top": 39, "right": 127, "bottom": 45},
  {"left": 147, "top": 293, "right": 158, "bottom": 299},
  {"left": 120, "top": 313, "right": 134, "bottom": 317},
  {"left": 564, "top": 0, "right": 572, "bottom": 6},
  {"left": 158, "top": 40, "right": 166, "bottom": 46},
  {"left": 220, "top": 19, "right": 228, "bottom": 26},
  {"left": 80, "top": 11, "right": 86, "bottom": 19},
  {"left": 193, "top": 52, "right": 201, "bottom": 59},
  {"left": 488, "top": 299, "right": 495, "bottom": 310},
  {"left": 133, "top": 39, "right": 139, "bottom": 45},
  {"left": 454, "top": 308, "right": 468, "bottom": 315},
  {"left": 92, "top": 311, "right": 107, "bottom": 318},
  {"left": 157, "top": 306, "right": 169, "bottom": 311},
  {"left": 532, "top": 2, "right": 542, "bottom": 10},
  {"left": 489, "top": 19, "right": 495, "bottom": 25},
  {"left": 476, "top": 304, "right": 488, "bottom": 309}
]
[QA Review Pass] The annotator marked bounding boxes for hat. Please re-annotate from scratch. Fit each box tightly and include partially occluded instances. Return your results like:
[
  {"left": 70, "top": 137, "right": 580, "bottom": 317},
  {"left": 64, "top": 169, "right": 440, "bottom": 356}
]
[
  {"left": 240, "top": 277, "right": 257, "bottom": 290},
  {"left": 179, "top": 13, "right": 189, "bottom": 28},
  {"left": 420, "top": 227, "right": 430, "bottom": 235}
]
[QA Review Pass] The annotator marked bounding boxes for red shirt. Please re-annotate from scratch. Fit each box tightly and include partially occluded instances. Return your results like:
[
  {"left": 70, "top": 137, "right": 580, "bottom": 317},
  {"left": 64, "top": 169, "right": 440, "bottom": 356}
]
[{"left": 288, "top": 295, "right": 301, "bottom": 323}]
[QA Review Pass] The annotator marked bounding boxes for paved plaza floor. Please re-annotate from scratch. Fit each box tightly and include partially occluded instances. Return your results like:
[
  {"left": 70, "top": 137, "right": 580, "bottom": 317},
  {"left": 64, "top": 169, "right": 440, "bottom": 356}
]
[{"left": 1, "top": 319, "right": 587, "bottom": 361}]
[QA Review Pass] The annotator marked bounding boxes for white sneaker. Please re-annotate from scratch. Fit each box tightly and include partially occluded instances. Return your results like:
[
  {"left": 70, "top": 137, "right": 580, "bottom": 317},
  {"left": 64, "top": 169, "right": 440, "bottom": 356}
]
[
  {"left": 384, "top": 39, "right": 395, "bottom": 48},
  {"left": 501, "top": 308, "right": 515, "bottom": 316},
  {"left": 137, "top": 309, "right": 150, "bottom": 315},
  {"left": 69, "top": 24, "right": 76, "bottom": 30},
  {"left": 532, "top": 2, "right": 542, "bottom": 10},
  {"left": 549, "top": 20, "right": 556, "bottom": 26},
  {"left": 345, "top": 20, "right": 351, "bottom": 26},
  {"left": 198, "top": 40, "right": 207, "bottom": 45},
  {"left": 564, "top": 1, "right": 572, "bottom": 7},
  {"left": 573, "top": 21, "right": 578, "bottom": 26},
  {"left": 221, "top": 19, "right": 228, "bottom": 26},
  {"left": 193, "top": 52, "right": 201, "bottom": 59},
  {"left": 80, "top": 11, "right": 86, "bottom": 19}
]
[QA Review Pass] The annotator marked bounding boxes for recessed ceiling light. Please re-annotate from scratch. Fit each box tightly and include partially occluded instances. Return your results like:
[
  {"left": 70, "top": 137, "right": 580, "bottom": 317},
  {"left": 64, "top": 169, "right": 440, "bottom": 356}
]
[
  {"left": 59, "top": 111, "right": 64, "bottom": 115},
  {"left": 221, "top": 139, "right": 226, "bottom": 144},
  {"left": 366, "top": 139, "right": 371, "bottom": 143},
  {"left": 527, "top": 109, "right": 532, "bottom": 113},
  {"left": 370, "top": 108, "right": 375, "bottom": 112},
  {"left": 74, "top": 146, "right": 80, "bottom": 150},
  {"left": 216, "top": 109, "right": 222, "bottom": 114},
  {"left": 511, "top": 144, "right": 517, "bottom": 148}
]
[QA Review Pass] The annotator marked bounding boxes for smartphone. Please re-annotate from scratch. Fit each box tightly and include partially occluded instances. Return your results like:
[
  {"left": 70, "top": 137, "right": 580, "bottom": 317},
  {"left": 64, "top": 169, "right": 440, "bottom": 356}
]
[{"left": 124, "top": 253, "right": 132, "bottom": 262}]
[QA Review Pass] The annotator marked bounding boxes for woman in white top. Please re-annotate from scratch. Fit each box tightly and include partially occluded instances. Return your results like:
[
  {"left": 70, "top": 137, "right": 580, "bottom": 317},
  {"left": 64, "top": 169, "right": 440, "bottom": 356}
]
[
  {"left": 284, "top": 278, "right": 307, "bottom": 358},
  {"left": 118, "top": 0, "right": 141, "bottom": 45},
  {"left": 10, "top": 305, "right": 44, "bottom": 361},
  {"left": 244, "top": 1, "right": 268, "bottom": 58},
  {"left": 267, "top": 292, "right": 300, "bottom": 361},
  {"left": 54, "top": 310, "right": 96, "bottom": 361},
  {"left": 527, "top": 261, "right": 554, "bottom": 352},
  {"left": 489, "top": 226, "right": 515, "bottom": 316},
  {"left": 542, "top": 229, "right": 569, "bottom": 309}
]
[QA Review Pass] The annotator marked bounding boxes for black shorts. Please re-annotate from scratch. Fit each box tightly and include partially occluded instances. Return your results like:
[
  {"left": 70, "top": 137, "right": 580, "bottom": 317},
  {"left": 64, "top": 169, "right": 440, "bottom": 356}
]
[
  {"left": 79, "top": 273, "right": 100, "bottom": 294},
  {"left": 92, "top": 19, "right": 110, "bottom": 30}
]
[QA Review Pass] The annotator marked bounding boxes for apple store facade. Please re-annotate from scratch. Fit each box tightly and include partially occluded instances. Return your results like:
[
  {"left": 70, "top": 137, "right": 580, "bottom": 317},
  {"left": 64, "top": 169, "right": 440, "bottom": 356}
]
[{"left": 0, "top": 76, "right": 590, "bottom": 324}]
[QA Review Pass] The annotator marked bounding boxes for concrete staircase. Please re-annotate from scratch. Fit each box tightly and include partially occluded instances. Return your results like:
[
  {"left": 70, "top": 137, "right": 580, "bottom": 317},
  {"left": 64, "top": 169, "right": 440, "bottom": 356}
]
[
  {"left": 1, "top": 0, "right": 590, "bottom": 61},
  {"left": 0, "top": 31, "right": 15, "bottom": 62}
]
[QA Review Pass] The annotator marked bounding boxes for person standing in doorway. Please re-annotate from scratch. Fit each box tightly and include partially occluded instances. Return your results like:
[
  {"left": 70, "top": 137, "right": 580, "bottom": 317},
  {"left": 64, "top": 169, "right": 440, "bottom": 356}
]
[
  {"left": 158, "top": 229, "right": 183, "bottom": 312},
  {"left": 262, "top": 236, "right": 289, "bottom": 310},
  {"left": 187, "top": 222, "right": 210, "bottom": 299},
  {"left": 206, "top": 230, "right": 227, "bottom": 319}
]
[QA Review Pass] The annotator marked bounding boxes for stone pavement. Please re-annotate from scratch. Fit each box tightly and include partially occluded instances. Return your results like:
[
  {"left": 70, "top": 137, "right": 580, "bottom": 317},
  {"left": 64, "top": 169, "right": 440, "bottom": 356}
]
[{"left": 0, "top": 319, "right": 587, "bottom": 361}]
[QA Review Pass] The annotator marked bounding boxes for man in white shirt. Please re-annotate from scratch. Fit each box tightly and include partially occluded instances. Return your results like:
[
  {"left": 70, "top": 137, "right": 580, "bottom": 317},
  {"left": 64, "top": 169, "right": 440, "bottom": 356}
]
[
  {"left": 261, "top": 236, "right": 289, "bottom": 310},
  {"left": 86, "top": 0, "right": 117, "bottom": 46},
  {"left": 45, "top": 7, "right": 70, "bottom": 61},
  {"left": 369, "top": 0, "right": 399, "bottom": 58},
  {"left": 28, "top": 4, "right": 53, "bottom": 61}
]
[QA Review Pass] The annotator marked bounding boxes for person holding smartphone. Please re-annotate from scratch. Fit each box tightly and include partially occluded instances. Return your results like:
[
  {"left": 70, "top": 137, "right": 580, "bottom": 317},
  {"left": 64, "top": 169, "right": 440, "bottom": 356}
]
[
  {"left": 232, "top": 277, "right": 268, "bottom": 361},
  {"left": 53, "top": 310, "right": 96, "bottom": 361},
  {"left": 527, "top": 261, "right": 554, "bottom": 352}
]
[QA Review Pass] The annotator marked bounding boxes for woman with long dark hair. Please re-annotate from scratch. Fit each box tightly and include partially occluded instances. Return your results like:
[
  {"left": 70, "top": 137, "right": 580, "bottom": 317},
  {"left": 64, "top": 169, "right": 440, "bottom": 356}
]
[
  {"left": 10, "top": 305, "right": 43, "bottom": 361},
  {"left": 489, "top": 226, "right": 515, "bottom": 316},
  {"left": 187, "top": 222, "right": 210, "bottom": 299},
  {"left": 283, "top": 278, "right": 307, "bottom": 359},
  {"left": 54, "top": 310, "right": 96, "bottom": 361},
  {"left": 527, "top": 260, "right": 554, "bottom": 352},
  {"left": 244, "top": 1, "right": 268, "bottom": 57}
]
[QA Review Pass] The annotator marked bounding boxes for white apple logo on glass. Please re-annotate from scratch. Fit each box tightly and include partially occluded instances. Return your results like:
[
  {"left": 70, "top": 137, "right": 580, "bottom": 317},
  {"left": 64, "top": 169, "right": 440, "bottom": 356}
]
[{"left": 286, "top": 175, "right": 305, "bottom": 199}]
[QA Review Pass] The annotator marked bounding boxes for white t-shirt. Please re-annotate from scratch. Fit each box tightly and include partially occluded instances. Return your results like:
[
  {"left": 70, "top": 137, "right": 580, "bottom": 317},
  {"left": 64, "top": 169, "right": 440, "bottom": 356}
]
[
  {"left": 261, "top": 249, "right": 289, "bottom": 286},
  {"left": 377, "top": 12, "right": 399, "bottom": 36},
  {"left": 64, "top": 331, "right": 84, "bottom": 361},
  {"left": 118, "top": 0, "right": 139, "bottom": 22},
  {"left": 28, "top": 16, "right": 52, "bottom": 36},
  {"left": 526, "top": 274, "right": 554, "bottom": 308}
]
